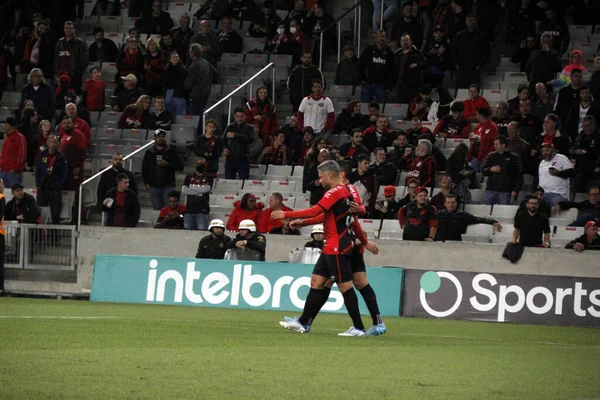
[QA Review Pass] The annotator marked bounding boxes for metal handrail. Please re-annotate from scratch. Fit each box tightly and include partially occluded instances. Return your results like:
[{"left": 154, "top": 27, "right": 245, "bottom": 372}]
[
  {"left": 77, "top": 139, "right": 155, "bottom": 233},
  {"left": 202, "top": 62, "right": 276, "bottom": 135},
  {"left": 318, "top": 0, "right": 366, "bottom": 71}
]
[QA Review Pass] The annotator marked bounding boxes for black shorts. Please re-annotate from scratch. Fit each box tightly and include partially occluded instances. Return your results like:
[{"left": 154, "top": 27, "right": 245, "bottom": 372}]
[
  {"left": 313, "top": 253, "right": 353, "bottom": 283},
  {"left": 351, "top": 251, "right": 366, "bottom": 274}
]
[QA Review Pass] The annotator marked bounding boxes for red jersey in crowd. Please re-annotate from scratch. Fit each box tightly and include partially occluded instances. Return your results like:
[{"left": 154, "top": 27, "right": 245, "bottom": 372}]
[
  {"left": 472, "top": 119, "right": 499, "bottom": 160},
  {"left": 398, "top": 202, "right": 438, "bottom": 241},
  {"left": 0, "top": 129, "right": 27, "bottom": 172},
  {"left": 58, "top": 118, "right": 91, "bottom": 149},
  {"left": 59, "top": 129, "right": 87, "bottom": 170},
  {"left": 463, "top": 96, "right": 490, "bottom": 121},
  {"left": 405, "top": 155, "right": 437, "bottom": 188},
  {"left": 433, "top": 115, "right": 471, "bottom": 138},
  {"left": 83, "top": 79, "right": 106, "bottom": 111}
]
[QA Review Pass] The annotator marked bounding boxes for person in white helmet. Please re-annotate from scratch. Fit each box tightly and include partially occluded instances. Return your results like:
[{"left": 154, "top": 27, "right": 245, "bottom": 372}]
[
  {"left": 195, "top": 219, "right": 232, "bottom": 259},
  {"left": 304, "top": 225, "right": 325, "bottom": 249},
  {"left": 225, "top": 219, "right": 267, "bottom": 261}
]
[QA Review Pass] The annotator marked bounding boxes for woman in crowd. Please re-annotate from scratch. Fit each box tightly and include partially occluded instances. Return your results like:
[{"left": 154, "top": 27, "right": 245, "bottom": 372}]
[
  {"left": 164, "top": 51, "right": 188, "bottom": 116},
  {"left": 144, "top": 37, "right": 168, "bottom": 97},
  {"left": 332, "top": 100, "right": 369, "bottom": 136},
  {"left": 446, "top": 142, "right": 475, "bottom": 194},
  {"left": 226, "top": 193, "right": 264, "bottom": 231},
  {"left": 32, "top": 119, "right": 55, "bottom": 168},
  {"left": 116, "top": 35, "right": 145, "bottom": 88},
  {"left": 258, "top": 131, "right": 289, "bottom": 165},
  {"left": 245, "top": 86, "right": 278, "bottom": 147}
]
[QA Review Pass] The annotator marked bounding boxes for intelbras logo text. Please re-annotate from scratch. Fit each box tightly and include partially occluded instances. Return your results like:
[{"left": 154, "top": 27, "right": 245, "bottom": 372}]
[
  {"left": 145, "top": 259, "right": 344, "bottom": 310},
  {"left": 419, "top": 271, "right": 600, "bottom": 322}
]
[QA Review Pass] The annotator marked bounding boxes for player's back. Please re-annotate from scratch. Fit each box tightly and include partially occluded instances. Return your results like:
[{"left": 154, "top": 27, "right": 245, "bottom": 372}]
[{"left": 319, "top": 184, "right": 355, "bottom": 255}]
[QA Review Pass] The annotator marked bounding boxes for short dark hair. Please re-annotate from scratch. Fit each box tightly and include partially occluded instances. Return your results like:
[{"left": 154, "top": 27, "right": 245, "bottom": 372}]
[
  {"left": 571, "top": 68, "right": 583, "bottom": 76},
  {"left": 517, "top": 84, "right": 529, "bottom": 94},
  {"left": 495, "top": 135, "right": 508, "bottom": 146},
  {"left": 368, "top": 102, "right": 380, "bottom": 110},
  {"left": 337, "top": 160, "right": 352, "bottom": 177},
  {"left": 444, "top": 194, "right": 457, "bottom": 201},
  {"left": 168, "top": 190, "right": 181, "bottom": 200},
  {"left": 271, "top": 192, "right": 283, "bottom": 202},
  {"left": 373, "top": 147, "right": 385, "bottom": 154},
  {"left": 419, "top": 84, "right": 432, "bottom": 95},
  {"left": 155, "top": 95, "right": 165, "bottom": 101},
  {"left": 351, "top": 128, "right": 362, "bottom": 136},
  {"left": 233, "top": 106, "right": 245, "bottom": 114},
  {"left": 580, "top": 84, "right": 591, "bottom": 92},
  {"left": 469, "top": 84, "right": 480, "bottom": 92},
  {"left": 89, "top": 66, "right": 100, "bottom": 74},
  {"left": 407, "top": 178, "right": 419, "bottom": 187},
  {"left": 93, "top": 27, "right": 104, "bottom": 35},
  {"left": 450, "top": 102, "right": 464, "bottom": 112},
  {"left": 526, "top": 195, "right": 539, "bottom": 204},
  {"left": 476, "top": 107, "right": 491, "bottom": 118},
  {"left": 357, "top": 153, "right": 370, "bottom": 163},
  {"left": 545, "top": 113, "right": 561, "bottom": 130},
  {"left": 312, "top": 79, "right": 323, "bottom": 87},
  {"left": 116, "top": 173, "right": 129, "bottom": 183}
]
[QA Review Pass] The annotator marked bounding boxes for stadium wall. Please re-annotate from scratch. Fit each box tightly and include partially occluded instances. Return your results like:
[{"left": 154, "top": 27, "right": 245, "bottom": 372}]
[{"left": 77, "top": 227, "right": 600, "bottom": 291}]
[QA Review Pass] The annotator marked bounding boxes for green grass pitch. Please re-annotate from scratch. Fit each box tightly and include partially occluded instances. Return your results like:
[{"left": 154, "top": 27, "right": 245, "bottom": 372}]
[{"left": 0, "top": 298, "right": 599, "bottom": 400}]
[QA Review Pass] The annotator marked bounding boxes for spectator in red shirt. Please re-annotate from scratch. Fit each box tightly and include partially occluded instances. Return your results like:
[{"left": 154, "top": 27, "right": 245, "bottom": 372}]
[
  {"left": 58, "top": 116, "right": 87, "bottom": 191},
  {"left": 469, "top": 106, "right": 498, "bottom": 173},
  {"left": 82, "top": 66, "right": 105, "bottom": 112},
  {"left": 61, "top": 103, "right": 91, "bottom": 149},
  {"left": 259, "top": 192, "right": 293, "bottom": 233},
  {"left": 433, "top": 101, "right": 471, "bottom": 139},
  {"left": 398, "top": 187, "right": 438, "bottom": 241},
  {"left": 118, "top": 104, "right": 143, "bottom": 129},
  {"left": 103, "top": 173, "right": 140, "bottom": 227},
  {"left": 0, "top": 117, "right": 28, "bottom": 188},
  {"left": 226, "top": 193, "right": 265, "bottom": 231},
  {"left": 399, "top": 138, "right": 437, "bottom": 188},
  {"left": 155, "top": 190, "right": 186, "bottom": 229},
  {"left": 463, "top": 84, "right": 490, "bottom": 122},
  {"left": 245, "top": 86, "right": 278, "bottom": 146}
]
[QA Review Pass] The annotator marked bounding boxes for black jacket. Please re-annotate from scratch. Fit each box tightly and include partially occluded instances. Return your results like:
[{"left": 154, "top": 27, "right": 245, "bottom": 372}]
[
  {"left": 111, "top": 87, "right": 144, "bottom": 111},
  {"left": 196, "top": 234, "right": 232, "bottom": 259},
  {"left": 217, "top": 30, "right": 243, "bottom": 55},
  {"left": 223, "top": 122, "right": 254, "bottom": 162},
  {"left": 182, "top": 171, "right": 214, "bottom": 214},
  {"left": 115, "top": 49, "right": 145, "bottom": 86},
  {"left": 303, "top": 162, "right": 326, "bottom": 206},
  {"left": 538, "top": 18, "right": 570, "bottom": 54},
  {"left": 338, "top": 142, "right": 370, "bottom": 169},
  {"left": 88, "top": 39, "right": 120, "bottom": 63},
  {"left": 436, "top": 209, "right": 497, "bottom": 242},
  {"left": 370, "top": 161, "right": 398, "bottom": 187},
  {"left": 526, "top": 48, "right": 561, "bottom": 88},
  {"left": 195, "top": 134, "right": 224, "bottom": 172},
  {"left": 226, "top": 232, "right": 267, "bottom": 261},
  {"left": 97, "top": 167, "right": 138, "bottom": 206},
  {"left": 565, "top": 234, "right": 600, "bottom": 251},
  {"left": 103, "top": 188, "right": 140, "bottom": 227},
  {"left": 572, "top": 132, "right": 600, "bottom": 173},
  {"left": 287, "top": 64, "right": 324, "bottom": 108},
  {"left": 482, "top": 150, "right": 524, "bottom": 194},
  {"left": 451, "top": 28, "right": 489, "bottom": 71},
  {"left": 135, "top": 11, "right": 175, "bottom": 34},
  {"left": 591, "top": 70, "right": 600, "bottom": 101},
  {"left": 35, "top": 149, "right": 69, "bottom": 192},
  {"left": 14, "top": 34, "right": 53, "bottom": 78},
  {"left": 359, "top": 43, "right": 396, "bottom": 87},
  {"left": 371, "top": 199, "right": 400, "bottom": 220},
  {"left": 334, "top": 57, "right": 360, "bottom": 86},
  {"left": 141, "top": 144, "right": 184, "bottom": 188},
  {"left": 304, "top": 239, "right": 324, "bottom": 250},
  {"left": 565, "top": 102, "right": 600, "bottom": 140},
  {"left": 533, "top": 132, "right": 571, "bottom": 157},
  {"left": 332, "top": 110, "right": 370, "bottom": 136},
  {"left": 163, "top": 63, "right": 187, "bottom": 99},
  {"left": 554, "top": 85, "right": 582, "bottom": 126},
  {"left": 5, "top": 193, "right": 41, "bottom": 224},
  {"left": 53, "top": 36, "right": 88, "bottom": 80},
  {"left": 395, "top": 46, "right": 427, "bottom": 88}
]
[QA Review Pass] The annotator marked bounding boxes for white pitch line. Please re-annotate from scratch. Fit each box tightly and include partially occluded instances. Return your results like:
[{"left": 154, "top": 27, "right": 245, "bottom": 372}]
[{"left": 0, "top": 316, "right": 126, "bottom": 320}]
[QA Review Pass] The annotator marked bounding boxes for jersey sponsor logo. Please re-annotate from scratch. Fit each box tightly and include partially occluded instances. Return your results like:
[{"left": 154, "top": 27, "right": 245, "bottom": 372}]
[
  {"left": 407, "top": 217, "right": 423, "bottom": 226},
  {"left": 58, "top": 50, "right": 71, "bottom": 57},
  {"left": 372, "top": 57, "right": 387, "bottom": 64}
]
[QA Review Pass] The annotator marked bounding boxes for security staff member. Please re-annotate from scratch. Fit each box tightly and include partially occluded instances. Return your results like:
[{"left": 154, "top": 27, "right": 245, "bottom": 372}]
[
  {"left": 225, "top": 219, "right": 267, "bottom": 261},
  {"left": 304, "top": 225, "right": 324, "bottom": 250},
  {"left": 195, "top": 219, "right": 232, "bottom": 259}
]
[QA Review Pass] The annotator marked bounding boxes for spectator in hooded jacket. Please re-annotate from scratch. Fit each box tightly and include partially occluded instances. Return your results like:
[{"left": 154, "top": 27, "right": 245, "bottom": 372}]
[
  {"left": 142, "top": 129, "right": 184, "bottom": 210},
  {"left": 462, "top": 84, "right": 490, "bottom": 122},
  {"left": 88, "top": 27, "right": 120, "bottom": 63},
  {"left": 362, "top": 115, "right": 396, "bottom": 153},
  {"left": 359, "top": 30, "right": 395, "bottom": 103},
  {"left": 0, "top": 117, "right": 28, "bottom": 188},
  {"left": 550, "top": 50, "right": 590, "bottom": 90},
  {"left": 226, "top": 193, "right": 265, "bottom": 231},
  {"left": 259, "top": 192, "right": 293, "bottom": 233},
  {"left": 135, "top": 0, "right": 174, "bottom": 34},
  {"left": 334, "top": 44, "right": 360, "bottom": 86},
  {"left": 58, "top": 116, "right": 86, "bottom": 191},
  {"left": 103, "top": 173, "right": 140, "bottom": 227},
  {"left": 245, "top": 86, "right": 278, "bottom": 147},
  {"left": 451, "top": 14, "right": 489, "bottom": 89},
  {"left": 537, "top": 8, "right": 570, "bottom": 55},
  {"left": 35, "top": 135, "right": 68, "bottom": 224},
  {"left": 287, "top": 51, "right": 324, "bottom": 112},
  {"left": 53, "top": 21, "right": 88, "bottom": 93},
  {"left": 19, "top": 68, "right": 55, "bottom": 122},
  {"left": 395, "top": 34, "right": 427, "bottom": 103}
]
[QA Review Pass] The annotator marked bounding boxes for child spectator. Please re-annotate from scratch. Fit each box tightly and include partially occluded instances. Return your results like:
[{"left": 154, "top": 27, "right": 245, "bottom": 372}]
[
  {"left": 82, "top": 66, "right": 105, "bottom": 112},
  {"left": 55, "top": 73, "right": 76, "bottom": 113}
]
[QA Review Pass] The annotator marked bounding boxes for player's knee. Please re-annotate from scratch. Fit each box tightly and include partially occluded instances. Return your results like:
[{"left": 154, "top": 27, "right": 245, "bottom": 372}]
[
  {"left": 324, "top": 279, "right": 333, "bottom": 288},
  {"left": 310, "top": 275, "right": 327, "bottom": 289},
  {"left": 337, "top": 281, "right": 353, "bottom": 293}
]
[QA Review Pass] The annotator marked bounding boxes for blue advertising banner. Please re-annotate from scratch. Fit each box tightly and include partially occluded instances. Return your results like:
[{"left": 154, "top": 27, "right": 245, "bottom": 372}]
[{"left": 91, "top": 255, "right": 404, "bottom": 316}]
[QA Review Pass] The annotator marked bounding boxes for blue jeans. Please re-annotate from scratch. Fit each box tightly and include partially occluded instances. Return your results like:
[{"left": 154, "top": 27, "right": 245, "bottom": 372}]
[
  {"left": 225, "top": 159, "right": 250, "bottom": 180},
  {"left": 372, "top": 0, "right": 397, "bottom": 31},
  {"left": 184, "top": 213, "right": 209, "bottom": 230},
  {"left": 166, "top": 90, "right": 187, "bottom": 116},
  {"left": 470, "top": 158, "right": 484, "bottom": 173},
  {"left": 147, "top": 186, "right": 176, "bottom": 210},
  {"left": 483, "top": 190, "right": 511, "bottom": 205},
  {"left": 569, "top": 213, "right": 600, "bottom": 227},
  {"left": 360, "top": 83, "right": 387, "bottom": 103},
  {"left": 543, "top": 192, "right": 568, "bottom": 208},
  {"left": 0, "top": 171, "right": 23, "bottom": 188}
]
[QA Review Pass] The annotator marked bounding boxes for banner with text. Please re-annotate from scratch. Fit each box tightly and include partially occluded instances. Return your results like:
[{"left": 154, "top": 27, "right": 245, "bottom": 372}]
[
  {"left": 402, "top": 269, "right": 600, "bottom": 326},
  {"left": 91, "top": 255, "right": 404, "bottom": 316}
]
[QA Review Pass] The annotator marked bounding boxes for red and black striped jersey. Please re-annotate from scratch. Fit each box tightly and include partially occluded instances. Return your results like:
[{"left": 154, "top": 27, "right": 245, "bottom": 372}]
[{"left": 317, "top": 184, "right": 355, "bottom": 255}]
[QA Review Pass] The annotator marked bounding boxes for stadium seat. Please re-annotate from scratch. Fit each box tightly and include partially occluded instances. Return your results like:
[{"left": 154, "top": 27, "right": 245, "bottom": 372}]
[
  {"left": 465, "top": 223, "right": 494, "bottom": 237},
  {"left": 96, "top": 128, "right": 121, "bottom": 141},
  {"left": 553, "top": 226, "right": 584, "bottom": 240},
  {"left": 211, "top": 194, "right": 239, "bottom": 209},
  {"left": 503, "top": 72, "right": 527, "bottom": 82},
  {"left": 243, "top": 180, "right": 269, "bottom": 192},
  {"left": 553, "top": 208, "right": 578, "bottom": 222},
  {"left": 381, "top": 219, "right": 402, "bottom": 232},
  {"left": 220, "top": 66, "right": 245, "bottom": 78},
  {"left": 22, "top": 172, "right": 36, "bottom": 189},
  {"left": 138, "top": 209, "right": 160, "bottom": 227},
  {"left": 214, "top": 178, "right": 244, "bottom": 193},
  {"left": 248, "top": 164, "right": 267, "bottom": 179},
  {"left": 175, "top": 115, "right": 201, "bottom": 126},
  {"left": 490, "top": 205, "right": 518, "bottom": 223},
  {"left": 96, "top": 143, "right": 123, "bottom": 156},
  {"left": 121, "top": 128, "right": 148, "bottom": 141},
  {"left": 268, "top": 180, "right": 297, "bottom": 193},
  {"left": 328, "top": 85, "right": 353, "bottom": 100},
  {"left": 270, "top": 54, "right": 292, "bottom": 66},
  {"left": 295, "top": 196, "right": 310, "bottom": 209},
  {"left": 483, "top": 89, "right": 507, "bottom": 103},
  {"left": 291, "top": 166, "right": 304, "bottom": 178},
  {"left": 245, "top": 53, "right": 269, "bottom": 66},
  {"left": 383, "top": 103, "right": 408, "bottom": 118},
  {"left": 99, "top": 111, "right": 121, "bottom": 123},
  {"left": 456, "top": 89, "right": 469, "bottom": 100},
  {"left": 60, "top": 191, "right": 76, "bottom": 223},
  {"left": 171, "top": 125, "right": 196, "bottom": 144},
  {"left": 281, "top": 196, "right": 295, "bottom": 209},
  {"left": 220, "top": 53, "right": 245, "bottom": 66},
  {"left": 464, "top": 204, "right": 491, "bottom": 217},
  {"left": 469, "top": 189, "right": 485, "bottom": 204},
  {"left": 358, "top": 219, "right": 382, "bottom": 238},
  {"left": 242, "top": 37, "right": 266, "bottom": 53},
  {"left": 266, "top": 165, "right": 293, "bottom": 177},
  {"left": 378, "top": 230, "right": 403, "bottom": 240}
]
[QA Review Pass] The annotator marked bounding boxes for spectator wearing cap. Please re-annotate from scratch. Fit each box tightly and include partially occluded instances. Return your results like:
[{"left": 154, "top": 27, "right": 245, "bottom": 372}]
[
  {"left": 338, "top": 128, "right": 369, "bottom": 169},
  {"left": 4, "top": 184, "right": 41, "bottom": 224},
  {"left": 226, "top": 194, "right": 265, "bottom": 232},
  {"left": 350, "top": 153, "right": 379, "bottom": 215},
  {"left": 538, "top": 142, "right": 575, "bottom": 207},
  {"left": 181, "top": 156, "right": 213, "bottom": 231},
  {"left": 462, "top": 84, "right": 490, "bottom": 123},
  {"left": 35, "top": 134, "right": 68, "bottom": 225},
  {"left": 398, "top": 187, "right": 438, "bottom": 241},
  {"left": 422, "top": 25, "right": 450, "bottom": 89},
  {"left": 111, "top": 74, "right": 144, "bottom": 112},
  {"left": 513, "top": 195, "right": 551, "bottom": 248},
  {"left": 185, "top": 43, "right": 213, "bottom": 118},
  {"left": 53, "top": 21, "right": 88, "bottom": 94},
  {"left": 223, "top": 107, "right": 254, "bottom": 179},
  {"left": 196, "top": 219, "right": 232, "bottom": 259},
  {"left": 372, "top": 185, "right": 400, "bottom": 220},
  {"left": 88, "top": 27, "right": 120, "bottom": 63},
  {"left": 155, "top": 190, "right": 186, "bottom": 229},
  {"left": 451, "top": 14, "right": 489, "bottom": 89},
  {"left": 436, "top": 194, "right": 502, "bottom": 242},
  {"left": 469, "top": 106, "right": 498, "bottom": 173},
  {"left": 566, "top": 221, "right": 600, "bottom": 251},
  {"left": 103, "top": 173, "right": 140, "bottom": 227},
  {"left": 482, "top": 135, "right": 523, "bottom": 205},
  {"left": 362, "top": 115, "right": 396, "bottom": 153},
  {"left": 116, "top": 36, "right": 145, "bottom": 87},
  {"left": 406, "top": 85, "right": 433, "bottom": 122},
  {"left": 135, "top": 1, "right": 174, "bottom": 35},
  {"left": 433, "top": 102, "right": 471, "bottom": 139},
  {"left": 304, "top": 225, "right": 325, "bottom": 249},
  {"left": 225, "top": 219, "right": 267, "bottom": 261},
  {"left": 398, "top": 138, "right": 437, "bottom": 188},
  {"left": 334, "top": 44, "right": 360, "bottom": 86},
  {"left": 533, "top": 114, "right": 571, "bottom": 157},
  {"left": 370, "top": 147, "right": 398, "bottom": 187},
  {"left": 0, "top": 117, "right": 28, "bottom": 188},
  {"left": 259, "top": 192, "right": 293, "bottom": 234},
  {"left": 297, "top": 80, "right": 335, "bottom": 139},
  {"left": 359, "top": 30, "right": 395, "bottom": 104},
  {"left": 554, "top": 185, "right": 600, "bottom": 228},
  {"left": 19, "top": 68, "right": 55, "bottom": 122},
  {"left": 142, "top": 129, "right": 184, "bottom": 210}
]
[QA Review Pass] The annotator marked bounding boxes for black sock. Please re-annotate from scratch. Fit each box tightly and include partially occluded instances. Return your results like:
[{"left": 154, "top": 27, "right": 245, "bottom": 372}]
[
  {"left": 342, "top": 289, "right": 365, "bottom": 331},
  {"left": 299, "top": 288, "right": 326, "bottom": 326},
  {"left": 309, "top": 286, "right": 331, "bottom": 322},
  {"left": 359, "top": 284, "right": 383, "bottom": 325}
]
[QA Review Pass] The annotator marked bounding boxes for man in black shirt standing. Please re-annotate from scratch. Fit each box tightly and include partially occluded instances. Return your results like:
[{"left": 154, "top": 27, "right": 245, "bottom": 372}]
[
  {"left": 223, "top": 107, "right": 254, "bottom": 180},
  {"left": 436, "top": 194, "right": 501, "bottom": 241},
  {"left": 398, "top": 187, "right": 438, "bottom": 241},
  {"left": 513, "top": 195, "right": 551, "bottom": 247},
  {"left": 182, "top": 156, "right": 213, "bottom": 231},
  {"left": 359, "top": 30, "right": 395, "bottom": 103},
  {"left": 482, "top": 135, "right": 523, "bottom": 205}
]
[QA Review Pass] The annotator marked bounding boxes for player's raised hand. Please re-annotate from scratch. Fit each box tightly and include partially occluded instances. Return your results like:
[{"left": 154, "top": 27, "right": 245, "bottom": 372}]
[
  {"left": 365, "top": 241, "right": 379, "bottom": 255},
  {"left": 271, "top": 210, "right": 285, "bottom": 220}
]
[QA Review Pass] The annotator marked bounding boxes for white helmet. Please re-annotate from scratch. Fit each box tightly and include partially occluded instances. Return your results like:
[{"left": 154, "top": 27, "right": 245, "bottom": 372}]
[
  {"left": 208, "top": 219, "right": 225, "bottom": 231},
  {"left": 311, "top": 225, "right": 324, "bottom": 235},
  {"left": 238, "top": 219, "right": 256, "bottom": 232}
]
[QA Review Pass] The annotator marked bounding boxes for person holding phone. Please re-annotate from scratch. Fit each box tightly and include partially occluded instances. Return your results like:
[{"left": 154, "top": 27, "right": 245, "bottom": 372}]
[{"left": 103, "top": 173, "right": 140, "bottom": 227}]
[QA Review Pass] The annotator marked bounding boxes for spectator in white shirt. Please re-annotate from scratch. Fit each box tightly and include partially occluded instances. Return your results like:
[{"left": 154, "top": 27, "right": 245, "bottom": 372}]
[
  {"left": 297, "top": 79, "right": 335, "bottom": 140},
  {"left": 538, "top": 142, "right": 575, "bottom": 207}
]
